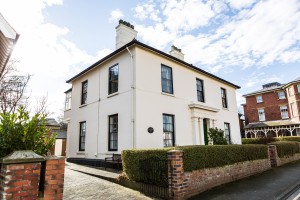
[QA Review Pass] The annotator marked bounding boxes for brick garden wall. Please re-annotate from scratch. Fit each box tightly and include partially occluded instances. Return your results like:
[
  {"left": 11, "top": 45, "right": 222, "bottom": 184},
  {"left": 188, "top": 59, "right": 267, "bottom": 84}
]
[
  {"left": 268, "top": 145, "right": 300, "bottom": 167},
  {"left": 168, "top": 150, "right": 271, "bottom": 200}
]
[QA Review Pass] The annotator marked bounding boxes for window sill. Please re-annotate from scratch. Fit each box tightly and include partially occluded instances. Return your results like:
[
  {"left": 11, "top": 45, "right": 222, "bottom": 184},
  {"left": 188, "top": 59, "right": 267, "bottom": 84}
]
[
  {"left": 161, "top": 92, "right": 174, "bottom": 97},
  {"left": 108, "top": 92, "right": 119, "bottom": 98},
  {"left": 64, "top": 108, "right": 71, "bottom": 111},
  {"left": 108, "top": 149, "right": 118, "bottom": 152},
  {"left": 79, "top": 104, "right": 87, "bottom": 108},
  {"left": 256, "top": 102, "right": 263, "bottom": 104},
  {"left": 222, "top": 107, "right": 229, "bottom": 110},
  {"left": 76, "top": 151, "right": 85, "bottom": 155}
]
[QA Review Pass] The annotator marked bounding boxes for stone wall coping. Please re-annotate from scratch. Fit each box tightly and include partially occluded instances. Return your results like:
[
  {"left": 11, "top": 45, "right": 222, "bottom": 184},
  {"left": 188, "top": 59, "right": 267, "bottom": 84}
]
[
  {"left": 0, "top": 150, "right": 45, "bottom": 164},
  {"left": 45, "top": 156, "right": 65, "bottom": 160},
  {"left": 167, "top": 150, "right": 183, "bottom": 153}
]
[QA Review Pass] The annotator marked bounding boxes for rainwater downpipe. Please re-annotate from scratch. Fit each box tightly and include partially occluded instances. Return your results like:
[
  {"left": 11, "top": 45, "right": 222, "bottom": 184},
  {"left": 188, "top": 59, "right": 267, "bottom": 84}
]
[
  {"left": 96, "top": 67, "right": 101, "bottom": 157},
  {"left": 126, "top": 46, "right": 136, "bottom": 148}
]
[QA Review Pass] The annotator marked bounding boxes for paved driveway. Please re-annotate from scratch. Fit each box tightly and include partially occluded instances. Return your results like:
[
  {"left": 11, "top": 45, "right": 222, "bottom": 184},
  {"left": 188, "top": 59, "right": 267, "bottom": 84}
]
[{"left": 63, "top": 168, "right": 153, "bottom": 200}]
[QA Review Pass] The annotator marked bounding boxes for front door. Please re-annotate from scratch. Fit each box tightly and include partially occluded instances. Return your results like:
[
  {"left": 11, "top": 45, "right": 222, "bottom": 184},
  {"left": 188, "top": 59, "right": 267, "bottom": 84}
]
[{"left": 203, "top": 118, "right": 208, "bottom": 145}]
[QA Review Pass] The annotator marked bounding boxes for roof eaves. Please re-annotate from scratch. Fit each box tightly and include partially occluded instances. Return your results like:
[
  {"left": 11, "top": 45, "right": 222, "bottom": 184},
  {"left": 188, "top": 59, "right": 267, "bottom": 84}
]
[{"left": 66, "top": 39, "right": 240, "bottom": 89}]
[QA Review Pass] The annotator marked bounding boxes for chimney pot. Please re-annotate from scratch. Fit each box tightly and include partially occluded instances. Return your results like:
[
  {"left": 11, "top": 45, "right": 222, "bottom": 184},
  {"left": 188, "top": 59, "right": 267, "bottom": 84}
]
[
  {"left": 169, "top": 45, "right": 184, "bottom": 61},
  {"left": 115, "top": 19, "right": 137, "bottom": 49}
]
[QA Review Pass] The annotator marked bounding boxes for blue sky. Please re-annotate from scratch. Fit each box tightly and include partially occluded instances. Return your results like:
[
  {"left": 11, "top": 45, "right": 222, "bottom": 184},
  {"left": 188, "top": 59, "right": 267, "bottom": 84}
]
[{"left": 0, "top": 0, "right": 300, "bottom": 117}]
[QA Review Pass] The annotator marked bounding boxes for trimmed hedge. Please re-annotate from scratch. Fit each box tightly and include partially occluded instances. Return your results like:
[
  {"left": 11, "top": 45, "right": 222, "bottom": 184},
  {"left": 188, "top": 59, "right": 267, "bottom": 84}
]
[
  {"left": 122, "top": 148, "right": 174, "bottom": 187},
  {"left": 269, "top": 141, "right": 300, "bottom": 158},
  {"left": 242, "top": 137, "right": 300, "bottom": 144},
  {"left": 122, "top": 145, "right": 269, "bottom": 187},
  {"left": 177, "top": 145, "right": 268, "bottom": 172}
]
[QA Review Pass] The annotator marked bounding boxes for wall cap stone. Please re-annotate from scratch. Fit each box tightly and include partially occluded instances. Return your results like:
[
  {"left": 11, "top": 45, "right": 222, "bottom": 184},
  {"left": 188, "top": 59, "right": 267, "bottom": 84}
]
[
  {"left": 45, "top": 156, "right": 65, "bottom": 160},
  {"left": 0, "top": 150, "right": 45, "bottom": 164},
  {"left": 168, "top": 150, "right": 183, "bottom": 153}
]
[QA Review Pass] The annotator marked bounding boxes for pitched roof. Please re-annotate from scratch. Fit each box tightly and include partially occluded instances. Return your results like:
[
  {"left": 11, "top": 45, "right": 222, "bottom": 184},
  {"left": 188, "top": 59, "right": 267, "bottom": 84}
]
[
  {"left": 244, "top": 119, "right": 300, "bottom": 129},
  {"left": 243, "top": 84, "right": 283, "bottom": 97},
  {"left": 66, "top": 39, "right": 240, "bottom": 89}
]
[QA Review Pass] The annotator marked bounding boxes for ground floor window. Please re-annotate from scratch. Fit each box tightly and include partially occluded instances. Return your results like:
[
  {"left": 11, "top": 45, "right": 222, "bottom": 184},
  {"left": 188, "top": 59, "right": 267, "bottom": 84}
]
[
  {"left": 163, "top": 114, "right": 175, "bottom": 147},
  {"left": 79, "top": 121, "right": 86, "bottom": 151},
  {"left": 108, "top": 114, "right": 118, "bottom": 151},
  {"left": 224, "top": 123, "right": 231, "bottom": 144}
]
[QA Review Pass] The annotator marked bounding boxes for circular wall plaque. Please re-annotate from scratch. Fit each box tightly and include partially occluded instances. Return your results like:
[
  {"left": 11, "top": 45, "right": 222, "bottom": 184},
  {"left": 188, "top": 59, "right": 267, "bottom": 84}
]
[{"left": 147, "top": 127, "right": 154, "bottom": 133}]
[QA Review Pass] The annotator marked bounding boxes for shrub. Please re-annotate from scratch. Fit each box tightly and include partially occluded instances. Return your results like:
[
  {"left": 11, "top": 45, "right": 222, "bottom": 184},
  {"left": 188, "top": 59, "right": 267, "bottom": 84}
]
[
  {"left": 122, "top": 148, "right": 174, "bottom": 187},
  {"left": 242, "top": 137, "right": 277, "bottom": 144},
  {"left": 0, "top": 106, "right": 56, "bottom": 158},
  {"left": 207, "top": 128, "right": 228, "bottom": 145},
  {"left": 278, "top": 136, "right": 300, "bottom": 142},
  {"left": 269, "top": 141, "right": 300, "bottom": 158},
  {"left": 122, "top": 145, "right": 269, "bottom": 186},
  {"left": 177, "top": 145, "right": 268, "bottom": 172}
]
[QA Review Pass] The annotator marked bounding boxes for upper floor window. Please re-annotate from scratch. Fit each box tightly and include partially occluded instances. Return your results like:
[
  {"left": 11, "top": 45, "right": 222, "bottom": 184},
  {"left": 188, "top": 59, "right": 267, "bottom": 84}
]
[
  {"left": 256, "top": 95, "right": 263, "bottom": 103},
  {"left": 224, "top": 123, "right": 231, "bottom": 144},
  {"left": 291, "top": 102, "right": 297, "bottom": 117},
  {"left": 163, "top": 114, "right": 175, "bottom": 147},
  {"left": 288, "top": 87, "right": 294, "bottom": 96},
  {"left": 79, "top": 121, "right": 86, "bottom": 151},
  {"left": 108, "top": 64, "right": 119, "bottom": 95},
  {"left": 221, "top": 88, "right": 228, "bottom": 108},
  {"left": 65, "top": 90, "right": 72, "bottom": 110},
  {"left": 161, "top": 65, "right": 173, "bottom": 94},
  {"left": 258, "top": 109, "right": 265, "bottom": 121},
  {"left": 280, "top": 105, "right": 289, "bottom": 119},
  {"left": 81, "top": 81, "right": 88, "bottom": 105},
  {"left": 278, "top": 91, "right": 286, "bottom": 99},
  {"left": 108, "top": 114, "right": 118, "bottom": 151},
  {"left": 196, "top": 79, "right": 204, "bottom": 102},
  {"left": 297, "top": 85, "right": 300, "bottom": 93}
]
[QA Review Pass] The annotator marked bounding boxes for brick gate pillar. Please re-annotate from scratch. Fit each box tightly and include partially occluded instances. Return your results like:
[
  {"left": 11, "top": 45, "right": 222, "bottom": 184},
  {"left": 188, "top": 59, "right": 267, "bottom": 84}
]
[
  {"left": 0, "top": 151, "right": 44, "bottom": 199},
  {"left": 168, "top": 150, "right": 185, "bottom": 200},
  {"left": 268, "top": 145, "right": 279, "bottom": 167}
]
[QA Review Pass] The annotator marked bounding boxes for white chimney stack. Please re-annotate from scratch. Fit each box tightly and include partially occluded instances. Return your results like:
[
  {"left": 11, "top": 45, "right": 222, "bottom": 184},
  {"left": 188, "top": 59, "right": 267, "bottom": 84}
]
[
  {"left": 115, "top": 20, "right": 137, "bottom": 49},
  {"left": 169, "top": 45, "right": 184, "bottom": 61}
]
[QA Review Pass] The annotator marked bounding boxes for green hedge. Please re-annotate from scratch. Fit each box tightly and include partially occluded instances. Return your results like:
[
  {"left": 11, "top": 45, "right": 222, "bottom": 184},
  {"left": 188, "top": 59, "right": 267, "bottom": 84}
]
[
  {"left": 242, "top": 137, "right": 300, "bottom": 144},
  {"left": 269, "top": 141, "right": 300, "bottom": 158},
  {"left": 177, "top": 145, "right": 268, "bottom": 172},
  {"left": 122, "top": 148, "right": 173, "bottom": 187},
  {"left": 122, "top": 145, "right": 268, "bottom": 187}
]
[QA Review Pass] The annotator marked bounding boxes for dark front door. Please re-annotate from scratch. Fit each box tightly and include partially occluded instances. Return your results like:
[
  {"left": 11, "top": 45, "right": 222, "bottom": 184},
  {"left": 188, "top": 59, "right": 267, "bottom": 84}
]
[{"left": 203, "top": 118, "right": 208, "bottom": 145}]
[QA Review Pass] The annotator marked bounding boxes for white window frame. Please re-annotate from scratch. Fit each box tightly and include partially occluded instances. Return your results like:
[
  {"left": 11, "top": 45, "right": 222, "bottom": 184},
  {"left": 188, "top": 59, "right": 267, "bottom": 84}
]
[
  {"left": 280, "top": 105, "right": 289, "bottom": 119},
  {"left": 256, "top": 95, "right": 263, "bottom": 103},
  {"left": 291, "top": 102, "right": 297, "bottom": 118},
  {"left": 288, "top": 87, "right": 294, "bottom": 96},
  {"left": 258, "top": 109, "right": 265, "bottom": 121},
  {"left": 65, "top": 91, "right": 72, "bottom": 110},
  {"left": 278, "top": 91, "right": 286, "bottom": 99},
  {"left": 297, "top": 84, "right": 300, "bottom": 93}
]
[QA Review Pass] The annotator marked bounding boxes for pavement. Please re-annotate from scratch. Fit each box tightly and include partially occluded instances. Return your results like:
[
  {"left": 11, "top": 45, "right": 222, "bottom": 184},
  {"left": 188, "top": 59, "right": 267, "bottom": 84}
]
[
  {"left": 63, "top": 162, "right": 153, "bottom": 200},
  {"left": 64, "top": 161, "right": 300, "bottom": 200}
]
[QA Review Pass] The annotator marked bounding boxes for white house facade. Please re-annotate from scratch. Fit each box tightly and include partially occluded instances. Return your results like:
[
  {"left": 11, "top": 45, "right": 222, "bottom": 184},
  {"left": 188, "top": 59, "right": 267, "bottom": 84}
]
[{"left": 64, "top": 20, "right": 241, "bottom": 160}]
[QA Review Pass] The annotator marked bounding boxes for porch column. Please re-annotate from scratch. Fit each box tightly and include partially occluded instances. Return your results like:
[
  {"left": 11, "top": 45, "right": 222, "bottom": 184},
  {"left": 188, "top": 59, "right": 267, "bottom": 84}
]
[
  {"left": 199, "top": 117, "right": 205, "bottom": 145},
  {"left": 192, "top": 117, "right": 200, "bottom": 145}
]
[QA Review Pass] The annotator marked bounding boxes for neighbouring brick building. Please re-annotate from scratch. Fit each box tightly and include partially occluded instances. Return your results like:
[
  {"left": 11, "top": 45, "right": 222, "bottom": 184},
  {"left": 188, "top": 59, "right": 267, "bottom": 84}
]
[{"left": 242, "top": 78, "right": 300, "bottom": 138}]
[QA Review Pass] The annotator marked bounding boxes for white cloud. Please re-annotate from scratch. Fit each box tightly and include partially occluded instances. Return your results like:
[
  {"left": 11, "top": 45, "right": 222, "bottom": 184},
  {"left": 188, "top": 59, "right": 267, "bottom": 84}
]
[
  {"left": 0, "top": 0, "right": 110, "bottom": 117},
  {"left": 109, "top": 9, "right": 124, "bottom": 22},
  {"left": 134, "top": 1, "right": 161, "bottom": 22},
  {"left": 226, "top": 0, "right": 258, "bottom": 10}
]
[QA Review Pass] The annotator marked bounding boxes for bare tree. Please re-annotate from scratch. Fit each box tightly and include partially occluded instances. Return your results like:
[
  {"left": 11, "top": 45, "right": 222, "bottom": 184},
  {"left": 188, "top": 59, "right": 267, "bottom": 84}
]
[{"left": 0, "top": 60, "right": 31, "bottom": 114}]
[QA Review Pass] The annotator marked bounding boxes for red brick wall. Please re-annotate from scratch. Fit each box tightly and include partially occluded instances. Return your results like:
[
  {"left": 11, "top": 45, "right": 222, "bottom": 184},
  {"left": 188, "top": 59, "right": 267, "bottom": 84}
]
[
  {"left": 167, "top": 150, "right": 271, "bottom": 200},
  {"left": 0, "top": 162, "right": 41, "bottom": 199},
  {"left": 43, "top": 157, "right": 65, "bottom": 200},
  {"left": 244, "top": 91, "right": 288, "bottom": 124}
]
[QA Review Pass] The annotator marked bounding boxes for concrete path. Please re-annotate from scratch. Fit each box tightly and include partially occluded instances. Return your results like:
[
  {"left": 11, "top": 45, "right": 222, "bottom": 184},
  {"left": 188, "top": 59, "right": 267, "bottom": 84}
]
[
  {"left": 189, "top": 160, "right": 300, "bottom": 200},
  {"left": 63, "top": 163, "right": 153, "bottom": 200}
]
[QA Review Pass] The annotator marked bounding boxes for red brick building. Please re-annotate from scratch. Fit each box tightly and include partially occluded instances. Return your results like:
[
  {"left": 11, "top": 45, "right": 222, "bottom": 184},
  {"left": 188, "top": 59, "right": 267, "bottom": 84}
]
[{"left": 242, "top": 78, "right": 300, "bottom": 138}]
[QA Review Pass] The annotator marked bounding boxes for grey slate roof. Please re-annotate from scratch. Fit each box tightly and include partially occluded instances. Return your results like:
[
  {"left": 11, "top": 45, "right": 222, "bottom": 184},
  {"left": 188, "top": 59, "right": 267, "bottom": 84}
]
[
  {"left": 55, "top": 130, "right": 67, "bottom": 139},
  {"left": 243, "top": 84, "right": 283, "bottom": 97},
  {"left": 45, "top": 118, "right": 60, "bottom": 127},
  {"left": 66, "top": 39, "right": 240, "bottom": 89}
]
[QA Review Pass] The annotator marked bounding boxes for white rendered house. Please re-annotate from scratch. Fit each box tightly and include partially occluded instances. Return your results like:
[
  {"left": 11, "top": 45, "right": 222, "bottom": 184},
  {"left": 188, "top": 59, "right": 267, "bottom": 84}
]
[{"left": 64, "top": 20, "right": 241, "bottom": 160}]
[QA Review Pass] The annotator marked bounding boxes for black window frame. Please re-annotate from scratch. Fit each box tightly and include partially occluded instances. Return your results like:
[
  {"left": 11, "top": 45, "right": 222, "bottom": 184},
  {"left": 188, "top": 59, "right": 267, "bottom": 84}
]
[
  {"left": 224, "top": 122, "right": 231, "bottom": 144},
  {"left": 221, "top": 88, "right": 228, "bottom": 108},
  {"left": 161, "top": 64, "right": 174, "bottom": 94},
  {"left": 108, "top": 64, "right": 119, "bottom": 95},
  {"left": 79, "top": 121, "right": 86, "bottom": 151},
  {"left": 108, "top": 114, "right": 118, "bottom": 151},
  {"left": 163, "top": 114, "right": 175, "bottom": 147},
  {"left": 196, "top": 78, "right": 205, "bottom": 102},
  {"left": 81, "top": 80, "right": 88, "bottom": 105}
]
